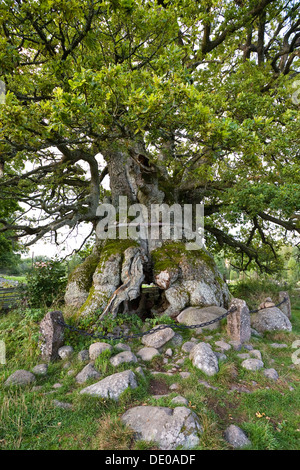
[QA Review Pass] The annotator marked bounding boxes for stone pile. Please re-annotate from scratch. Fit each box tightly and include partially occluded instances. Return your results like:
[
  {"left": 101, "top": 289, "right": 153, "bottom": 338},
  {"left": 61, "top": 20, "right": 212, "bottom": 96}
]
[{"left": 3, "top": 293, "right": 293, "bottom": 450}]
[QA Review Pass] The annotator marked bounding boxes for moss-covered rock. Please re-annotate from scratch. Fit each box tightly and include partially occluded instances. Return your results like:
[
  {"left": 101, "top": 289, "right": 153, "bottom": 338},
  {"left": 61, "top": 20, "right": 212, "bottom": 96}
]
[
  {"left": 75, "top": 239, "right": 140, "bottom": 319},
  {"left": 64, "top": 248, "right": 101, "bottom": 308},
  {"left": 151, "top": 241, "right": 230, "bottom": 317}
]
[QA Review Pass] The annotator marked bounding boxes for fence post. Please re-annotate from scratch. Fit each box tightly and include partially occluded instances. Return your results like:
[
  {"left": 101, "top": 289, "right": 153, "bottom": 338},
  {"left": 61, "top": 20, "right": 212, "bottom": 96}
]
[
  {"left": 226, "top": 298, "right": 251, "bottom": 345},
  {"left": 39, "top": 310, "right": 65, "bottom": 361},
  {"left": 279, "top": 291, "right": 291, "bottom": 319}
]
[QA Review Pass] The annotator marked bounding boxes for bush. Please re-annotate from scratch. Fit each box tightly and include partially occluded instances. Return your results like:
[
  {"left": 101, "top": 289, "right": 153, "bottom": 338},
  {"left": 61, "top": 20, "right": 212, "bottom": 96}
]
[{"left": 25, "top": 258, "right": 67, "bottom": 308}]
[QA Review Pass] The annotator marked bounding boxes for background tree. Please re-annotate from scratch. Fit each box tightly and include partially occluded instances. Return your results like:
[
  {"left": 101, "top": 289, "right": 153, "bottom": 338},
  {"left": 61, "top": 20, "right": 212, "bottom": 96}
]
[{"left": 0, "top": 0, "right": 299, "bottom": 315}]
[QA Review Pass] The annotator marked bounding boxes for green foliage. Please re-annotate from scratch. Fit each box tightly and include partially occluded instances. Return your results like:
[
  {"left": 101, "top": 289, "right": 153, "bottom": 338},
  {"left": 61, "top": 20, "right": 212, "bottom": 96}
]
[
  {"left": 0, "top": 0, "right": 299, "bottom": 272},
  {"left": 25, "top": 258, "right": 67, "bottom": 308}
]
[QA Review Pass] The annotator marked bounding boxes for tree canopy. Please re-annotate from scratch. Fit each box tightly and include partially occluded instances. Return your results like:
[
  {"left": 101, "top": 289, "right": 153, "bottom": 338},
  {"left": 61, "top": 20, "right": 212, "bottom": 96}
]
[{"left": 0, "top": 0, "right": 299, "bottom": 273}]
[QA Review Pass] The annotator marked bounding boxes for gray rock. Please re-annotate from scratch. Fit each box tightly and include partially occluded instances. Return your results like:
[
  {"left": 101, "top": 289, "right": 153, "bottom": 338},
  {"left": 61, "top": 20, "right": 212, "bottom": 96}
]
[
  {"left": 89, "top": 342, "right": 112, "bottom": 360},
  {"left": 170, "top": 333, "right": 183, "bottom": 347},
  {"left": 169, "top": 383, "right": 179, "bottom": 390},
  {"left": 121, "top": 405, "right": 202, "bottom": 450},
  {"left": 198, "top": 379, "right": 218, "bottom": 390},
  {"left": 135, "top": 366, "right": 145, "bottom": 378},
  {"left": 251, "top": 307, "right": 292, "bottom": 333},
  {"left": 141, "top": 326, "right": 175, "bottom": 349},
  {"left": 189, "top": 342, "right": 219, "bottom": 376},
  {"left": 32, "top": 364, "right": 48, "bottom": 376},
  {"left": 241, "top": 359, "right": 264, "bottom": 371},
  {"left": 249, "top": 349, "right": 262, "bottom": 360},
  {"left": 165, "top": 348, "right": 173, "bottom": 357},
  {"left": 137, "top": 347, "right": 160, "bottom": 361},
  {"left": 78, "top": 349, "right": 90, "bottom": 362},
  {"left": 58, "top": 345, "right": 74, "bottom": 360},
  {"left": 80, "top": 370, "right": 138, "bottom": 400},
  {"left": 215, "top": 340, "right": 231, "bottom": 351},
  {"left": 52, "top": 400, "right": 73, "bottom": 410},
  {"left": 270, "top": 343, "right": 288, "bottom": 349},
  {"left": 237, "top": 353, "right": 250, "bottom": 360},
  {"left": 181, "top": 341, "right": 196, "bottom": 353},
  {"left": 171, "top": 396, "right": 189, "bottom": 406},
  {"left": 224, "top": 425, "right": 251, "bottom": 448},
  {"left": 53, "top": 383, "right": 62, "bottom": 389},
  {"left": 115, "top": 343, "right": 131, "bottom": 352},
  {"left": 179, "top": 372, "right": 191, "bottom": 379},
  {"left": 75, "top": 363, "right": 101, "bottom": 384},
  {"left": 251, "top": 328, "right": 262, "bottom": 337},
  {"left": 4, "top": 370, "right": 36, "bottom": 387},
  {"left": 177, "top": 306, "right": 226, "bottom": 332},
  {"left": 229, "top": 341, "right": 242, "bottom": 351},
  {"left": 110, "top": 351, "right": 137, "bottom": 367},
  {"left": 263, "top": 368, "right": 279, "bottom": 381},
  {"left": 39, "top": 310, "right": 65, "bottom": 361},
  {"left": 214, "top": 352, "right": 227, "bottom": 362}
]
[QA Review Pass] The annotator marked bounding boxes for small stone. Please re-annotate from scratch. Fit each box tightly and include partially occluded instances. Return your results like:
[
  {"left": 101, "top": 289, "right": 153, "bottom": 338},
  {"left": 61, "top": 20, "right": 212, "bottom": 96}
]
[
  {"left": 241, "top": 359, "right": 264, "bottom": 371},
  {"left": 137, "top": 347, "right": 160, "bottom": 361},
  {"left": 215, "top": 340, "right": 231, "bottom": 351},
  {"left": 169, "top": 383, "right": 179, "bottom": 390},
  {"left": 165, "top": 348, "right": 173, "bottom": 357},
  {"left": 243, "top": 344, "right": 254, "bottom": 351},
  {"left": 171, "top": 396, "right": 189, "bottom": 406},
  {"left": 214, "top": 352, "right": 227, "bottom": 362},
  {"left": 270, "top": 343, "right": 288, "bottom": 349},
  {"left": 237, "top": 353, "right": 250, "bottom": 360},
  {"left": 141, "top": 326, "right": 175, "bottom": 349},
  {"left": 170, "top": 333, "right": 183, "bottom": 347},
  {"left": 110, "top": 351, "right": 138, "bottom": 367},
  {"left": 179, "top": 372, "right": 191, "bottom": 379},
  {"left": 198, "top": 379, "right": 218, "bottom": 391},
  {"left": 52, "top": 400, "right": 73, "bottom": 410},
  {"left": 181, "top": 341, "right": 196, "bottom": 353},
  {"left": 75, "top": 363, "right": 101, "bottom": 384},
  {"left": 135, "top": 366, "right": 145, "bottom": 378},
  {"left": 53, "top": 383, "right": 63, "bottom": 389},
  {"left": 263, "top": 368, "right": 279, "bottom": 381},
  {"left": 89, "top": 342, "right": 112, "bottom": 360},
  {"left": 32, "top": 364, "right": 48, "bottom": 376},
  {"left": 250, "top": 350, "right": 262, "bottom": 360},
  {"left": 251, "top": 328, "right": 262, "bottom": 337},
  {"left": 115, "top": 343, "right": 131, "bottom": 352},
  {"left": 58, "top": 346, "right": 74, "bottom": 360},
  {"left": 189, "top": 342, "right": 219, "bottom": 376},
  {"left": 4, "top": 370, "right": 36, "bottom": 387},
  {"left": 176, "top": 358, "right": 185, "bottom": 365},
  {"left": 224, "top": 424, "right": 251, "bottom": 449},
  {"left": 78, "top": 350, "right": 89, "bottom": 362},
  {"left": 80, "top": 370, "right": 138, "bottom": 400},
  {"left": 229, "top": 341, "right": 242, "bottom": 351},
  {"left": 67, "top": 369, "right": 75, "bottom": 376}
]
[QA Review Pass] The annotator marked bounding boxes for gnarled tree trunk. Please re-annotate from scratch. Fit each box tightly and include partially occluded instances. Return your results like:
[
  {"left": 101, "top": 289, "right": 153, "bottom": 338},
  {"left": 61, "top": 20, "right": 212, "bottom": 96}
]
[{"left": 64, "top": 143, "right": 230, "bottom": 321}]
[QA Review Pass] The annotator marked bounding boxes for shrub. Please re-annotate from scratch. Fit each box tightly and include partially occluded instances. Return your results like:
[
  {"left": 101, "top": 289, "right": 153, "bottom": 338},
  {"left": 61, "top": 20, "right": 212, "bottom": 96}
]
[{"left": 25, "top": 258, "right": 67, "bottom": 308}]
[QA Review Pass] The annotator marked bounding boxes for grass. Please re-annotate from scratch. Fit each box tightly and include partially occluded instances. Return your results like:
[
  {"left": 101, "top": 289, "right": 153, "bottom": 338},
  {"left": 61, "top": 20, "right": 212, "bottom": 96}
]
[{"left": 0, "top": 288, "right": 299, "bottom": 450}]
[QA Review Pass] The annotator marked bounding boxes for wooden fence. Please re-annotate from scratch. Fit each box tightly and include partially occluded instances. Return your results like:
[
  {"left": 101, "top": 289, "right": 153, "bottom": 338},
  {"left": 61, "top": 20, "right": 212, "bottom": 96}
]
[{"left": 0, "top": 287, "right": 20, "bottom": 310}]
